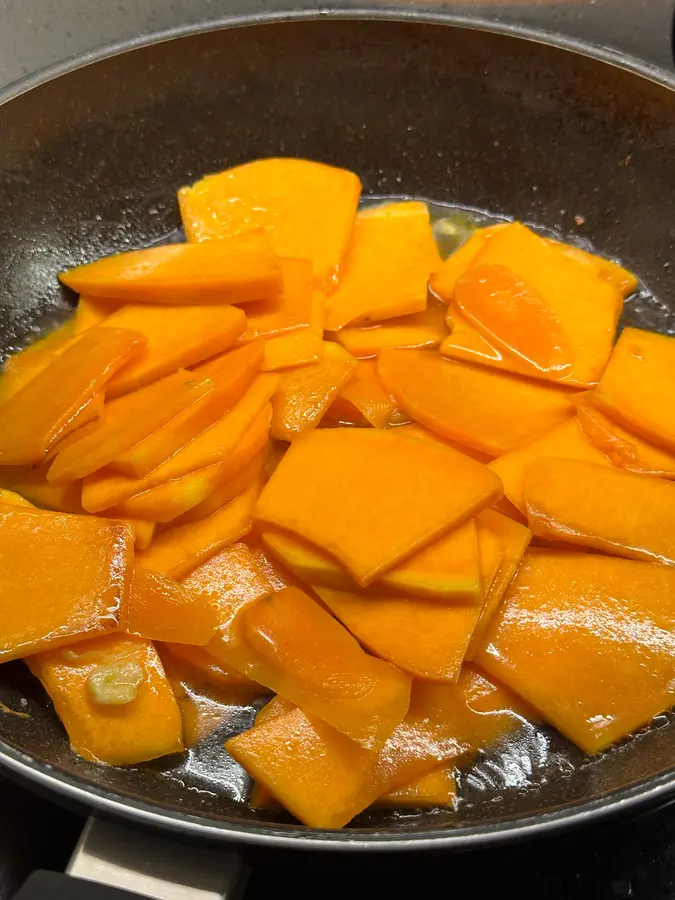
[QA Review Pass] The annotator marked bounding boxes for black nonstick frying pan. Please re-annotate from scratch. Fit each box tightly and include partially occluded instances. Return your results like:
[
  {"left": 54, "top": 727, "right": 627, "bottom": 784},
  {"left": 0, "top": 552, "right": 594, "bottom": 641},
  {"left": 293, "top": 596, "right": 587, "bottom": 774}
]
[{"left": 2, "top": 5, "right": 675, "bottom": 897}]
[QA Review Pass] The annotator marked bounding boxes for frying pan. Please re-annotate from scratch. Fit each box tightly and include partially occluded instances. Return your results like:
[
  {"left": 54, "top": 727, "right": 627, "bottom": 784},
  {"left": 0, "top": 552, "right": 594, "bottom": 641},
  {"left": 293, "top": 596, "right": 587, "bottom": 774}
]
[{"left": 2, "top": 4, "right": 675, "bottom": 897}]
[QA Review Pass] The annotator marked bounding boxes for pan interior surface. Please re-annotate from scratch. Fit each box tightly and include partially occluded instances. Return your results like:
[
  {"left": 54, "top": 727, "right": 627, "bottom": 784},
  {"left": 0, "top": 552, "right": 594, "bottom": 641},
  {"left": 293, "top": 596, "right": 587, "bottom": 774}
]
[{"left": 0, "top": 17, "right": 675, "bottom": 845}]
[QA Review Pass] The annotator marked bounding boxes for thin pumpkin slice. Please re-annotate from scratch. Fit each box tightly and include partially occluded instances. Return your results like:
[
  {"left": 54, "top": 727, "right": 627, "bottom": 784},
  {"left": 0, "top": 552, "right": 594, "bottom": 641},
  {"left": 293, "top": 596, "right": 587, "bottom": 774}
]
[
  {"left": 136, "top": 476, "right": 261, "bottom": 579},
  {"left": 73, "top": 296, "right": 122, "bottom": 332},
  {"left": 103, "top": 303, "right": 246, "bottom": 398},
  {"left": 228, "top": 703, "right": 388, "bottom": 828},
  {"left": 443, "top": 289, "right": 585, "bottom": 387},
  {"left": 157, "top": 642, "right": 261, "bottom": 692},
  {"left": 113, "top": 339, "right": 265, "bottom": 479},
  {"left": 549, "top": 240, "right": 638, "bottom": 297},
  {"left": 466, "top": 510, "right": 531, "bottom": 660},
  {"left": 302, "top": 510, "right": 508, "bottom": 684},
  {"left": 377, "top": 766, "right": 457, "bottom": 808},
  {"left": 237, "top": 258, "right": 314, "bottom": 342},
  {"left": 2, "top": 472, "right": 149, "bottom": 538},
  {"left": 48, "top": 370, "right": 215, "bottom": 486},
  {"left": 327, "top": 359, "right": 397, "bottom": 428},
  {"left": 477, "top": 517, "right": 504, "bottom": 597},
  {"left": 314, "top": 585, "right": 484, "bottom": 682},
  {"left": 28, "top": 633, "right": 183, "bottom": 765},
  {"left": 324, "top": 202, "right": 442, "bottom": 330},
  {"left": 389, "top": 667, "right": 531, "bottom": 780},
  {"left": 576, "top": 397, "right": 675, "bottom": 478},
  {"left": 191, "top": 336, "right": 265, "bottom": 382},
  {"left": 142, "top": 374, "right": 279, "bottom": 483},
  {"left": 429, "top": 223, "right": 509, "bottom": 303},
  {"left": 0, "top": 322, "right": 78, "bottom": 405},
  {"left": 172, "top": 447, "right": 268, "bottom": 526},
  {"left": 115, "top": 445, "right": 267, "bottom": 524},
  {"left": 443, "top": 252, "right": 602, "bottom": 385},
  {"left": 592, "top": 326, "right": 675, "bottom": 452},
  {"left": 270, "top": 342, "right": 357, "bottom": 440},
  {"left": 255, "top": 427, "right": 502, "bottom": 586},
  {"left": 82, "top": 402, "right": 270, "bottom": 515},
  {"left": 125, "top": 567, "right": 220, "bottom": 645},
  {"left": 0, "top": 327, "right": 144, "bottom": 466},
  {"left": 525, "top": 457, "right": 675, "bottom": 565},
  {"left": 249, "top": 666, "right": 533, "bottom": 811},
  {"left": 261, "top": 290, "right": 325, "bottom": 371},
  {"left": 230, "top": 667, "right": 524, "bottom": 826},
  {"left": 125, "top": 446, "right": 266, "bottom": 525},
  {"left": 59, "top": 230, "right": 282, "bottom": 304},
  {"left": 478, "top": 549, "right": 675, "bottom": 753},
  {"left": 470, "top": 222, "right": 621, "bottom": 387},
  {"left": 489, "top": 417, "right": 609, "bottom": 515},
  {"left": 244, "top": 534, "right": 296, "bottom": 592},
  {"left": 333, "top": 304, "right": 449, "bottom": 357},
  {"left": 454, "top": 264, "right": 571, "bottom": 375},
  {"left": 210, "top": 585, "right": 411, "bottom": 749},
  {"left": 81, "top": 377, "right": 276, "bottom": 512},
  {"left": 262, "top": 326, "right": 324, "bottom": 373},
  {"left": 0, "top": 506, "right": 133, "bottom": 662},
  {"left": 42, "top": 405, "right": 104, "bottom": 464},
  {"left": 378, "top": 349, "right": 576, "bottom": 457},
  {"left": 62, "top": 392, "right": 106, "bottom": 439},
  {"left": 181, "top": 540, "right": 276, "bottom": 634},
  {"left": 178, "top": 158, "right": 361, "bottom": 286},
  {"left": 0, "top": 486, "right": 128, "bottom": 545},
  {"left": 263, "top": 519, "right": 483, "bottom": 604},
  {"left": 439, "top": 304, "right": 544, "bottom": 380},
  {"left": 227, "top": 677, "right": 470, "bottom": 828}
]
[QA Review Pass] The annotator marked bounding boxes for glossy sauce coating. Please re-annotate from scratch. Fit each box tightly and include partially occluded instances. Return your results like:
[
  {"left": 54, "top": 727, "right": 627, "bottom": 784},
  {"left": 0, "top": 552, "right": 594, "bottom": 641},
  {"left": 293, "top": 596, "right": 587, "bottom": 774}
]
[{"left": 479, "top": 550, "right": 675, "bottom": 753}]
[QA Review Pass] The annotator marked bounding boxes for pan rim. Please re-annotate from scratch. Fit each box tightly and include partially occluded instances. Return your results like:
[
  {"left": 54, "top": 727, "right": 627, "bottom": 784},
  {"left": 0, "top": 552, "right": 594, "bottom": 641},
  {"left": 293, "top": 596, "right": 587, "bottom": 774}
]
[
  {"left": 0, "top": 5, "right": 674, "bottom": 109},
  {"left": 2, "top": 7, "right": 675, "bottom": 849},
  {"left": 3, "top": 735, "right": 675, "bottom": 850}
]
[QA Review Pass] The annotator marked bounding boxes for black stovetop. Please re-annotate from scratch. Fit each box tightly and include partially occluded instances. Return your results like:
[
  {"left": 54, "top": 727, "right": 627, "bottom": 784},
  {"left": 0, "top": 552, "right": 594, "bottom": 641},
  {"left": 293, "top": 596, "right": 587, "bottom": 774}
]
[{"left": 4, "top": 771, "right": 675, "bottom": 900}]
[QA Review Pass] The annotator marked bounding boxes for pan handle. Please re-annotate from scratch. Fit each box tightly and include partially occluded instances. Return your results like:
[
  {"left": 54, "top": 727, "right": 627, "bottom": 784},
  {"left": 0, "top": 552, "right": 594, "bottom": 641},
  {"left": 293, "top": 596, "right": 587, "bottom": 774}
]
[{"left": 13, "top": 817, "right": 248, "bottom": 900}]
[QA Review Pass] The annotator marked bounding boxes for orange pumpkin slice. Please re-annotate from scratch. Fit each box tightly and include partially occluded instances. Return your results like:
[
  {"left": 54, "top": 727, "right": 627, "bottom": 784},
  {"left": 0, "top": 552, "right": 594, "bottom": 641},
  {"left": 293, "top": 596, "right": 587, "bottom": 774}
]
[
  {"left": 525, "top": 457, "right": 675, "bottom": 565},
  {"left": 270, "top": 342, "right": 356, "bottom": 440},
  {"left": 28, "top": 633, "right": 183, "bottom": 765},
  {"left": 378, "top": 349, "right": 576, "bottom": 457},
  {"left": 489, "top": 417, "right": 609, "bottom": 515},
  {"left": 178, "top": 158, "right": 361, "bottom": 286},
  {"left": 325, "top": 202, "right": 441, "bottom": 330},
  {"left": 211, "top": 585, "right": 411, "bottom": 749},
  {"left": 0, "top": 506, "right": 133, "bottom": 662},
  {"left": 262, "top": 519, "right": 482, "bottom": 604},
  {"left": 102, "top": 303, "right": 246, "bottom": 397},
  {"left": 256, "top": 427, "right": 501, "bottom": 586},
  {"left": 333, "top": 304, "right": 448, "bottom": 358},
  {"left": 59, "top": 230, "right": 282, "bottom": 304},
  {"left": 136, "top": 477, "right": 261, "bottom": 579},
  {"left": 479, "top": 549, "right": 675, "bottom": 753},
  {"left": 593, "top": 326, "right": 675, "bottom": 453},
  {"left": 237, "top": 258, "right": 314, "bottom": 341},
  {"left": 0, "top": 327, "right": 143, "bottom": 465},
  {"left": 126, "top": 567, "right": 220, "bottom": 645}
]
